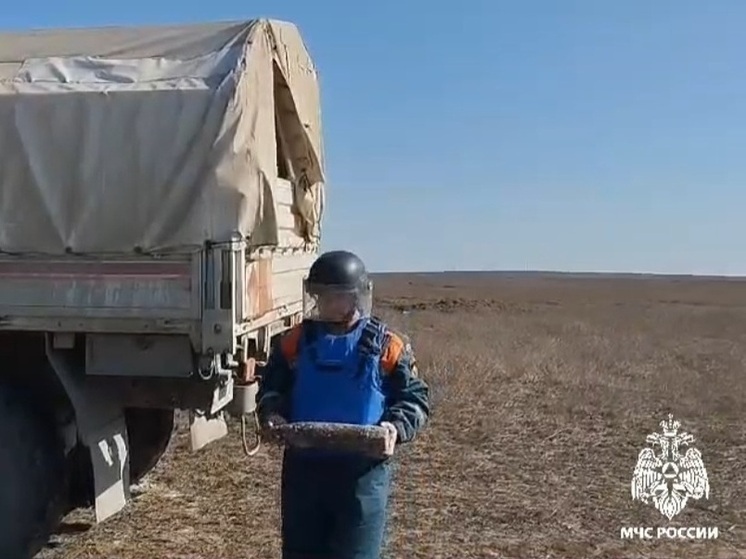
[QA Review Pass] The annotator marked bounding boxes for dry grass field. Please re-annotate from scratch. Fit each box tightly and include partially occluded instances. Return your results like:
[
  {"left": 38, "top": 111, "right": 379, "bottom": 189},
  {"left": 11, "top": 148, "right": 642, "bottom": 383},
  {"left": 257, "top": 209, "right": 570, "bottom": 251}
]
[{"left": 38, "top": 272, "right": 746, "bottom": 559}]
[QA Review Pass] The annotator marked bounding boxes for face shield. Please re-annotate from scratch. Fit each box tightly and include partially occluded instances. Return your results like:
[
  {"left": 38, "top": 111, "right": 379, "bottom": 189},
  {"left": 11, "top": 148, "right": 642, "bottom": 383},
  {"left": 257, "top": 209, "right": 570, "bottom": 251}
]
[{"left": 302, "top": 279, "right": 373, "bottom": 322}]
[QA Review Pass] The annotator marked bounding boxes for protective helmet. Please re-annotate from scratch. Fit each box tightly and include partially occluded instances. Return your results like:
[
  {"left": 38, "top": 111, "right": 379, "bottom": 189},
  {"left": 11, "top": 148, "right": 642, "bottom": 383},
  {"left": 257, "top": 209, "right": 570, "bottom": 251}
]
[{"left": 303, "top": 250, "right": 373, "bottom": 320}]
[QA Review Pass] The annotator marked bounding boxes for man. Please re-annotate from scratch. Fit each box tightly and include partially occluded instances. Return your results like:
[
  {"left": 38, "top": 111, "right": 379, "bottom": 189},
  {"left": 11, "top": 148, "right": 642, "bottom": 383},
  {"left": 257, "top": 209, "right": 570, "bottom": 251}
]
[{"left": 256, "top": 250, "right": 430, "bottom": 559}]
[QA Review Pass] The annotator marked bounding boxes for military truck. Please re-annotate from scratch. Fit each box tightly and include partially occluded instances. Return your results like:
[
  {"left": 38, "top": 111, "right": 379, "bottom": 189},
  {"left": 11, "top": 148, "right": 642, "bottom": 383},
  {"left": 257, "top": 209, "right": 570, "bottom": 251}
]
[{"left": 0, "top": 18, "right": 324, "bottom": 557}]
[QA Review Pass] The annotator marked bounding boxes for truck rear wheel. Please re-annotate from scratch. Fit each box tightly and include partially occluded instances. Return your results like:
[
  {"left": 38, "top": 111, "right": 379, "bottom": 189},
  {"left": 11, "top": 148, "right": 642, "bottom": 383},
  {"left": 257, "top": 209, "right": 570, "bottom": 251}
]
[
  {"left": 0, "top": 384, "right": 65, "bottom": 559},
  {"left": 126, "top": 408, "right": 175, "bottom": 483}
]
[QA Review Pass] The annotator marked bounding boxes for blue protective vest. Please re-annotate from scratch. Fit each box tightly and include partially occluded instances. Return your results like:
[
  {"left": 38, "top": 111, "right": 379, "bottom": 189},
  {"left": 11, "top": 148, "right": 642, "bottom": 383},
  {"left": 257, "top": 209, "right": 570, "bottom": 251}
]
[{"left": 289, "top": 316, "right": 387, "bottom": 425}]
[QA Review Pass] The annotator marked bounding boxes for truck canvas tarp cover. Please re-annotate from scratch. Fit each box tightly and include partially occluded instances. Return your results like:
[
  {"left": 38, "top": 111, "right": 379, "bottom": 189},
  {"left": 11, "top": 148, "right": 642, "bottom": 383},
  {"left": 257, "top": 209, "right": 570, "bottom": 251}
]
[{"left": 0, "top": 19, "right": 324, "bottom": 255}]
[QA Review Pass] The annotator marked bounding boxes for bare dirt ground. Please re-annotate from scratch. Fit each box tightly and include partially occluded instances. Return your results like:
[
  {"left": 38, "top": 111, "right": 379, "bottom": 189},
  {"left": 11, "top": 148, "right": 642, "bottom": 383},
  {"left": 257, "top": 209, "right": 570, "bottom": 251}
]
[{"left": 38, "top": 272, "right": 746, "bottom": 558}]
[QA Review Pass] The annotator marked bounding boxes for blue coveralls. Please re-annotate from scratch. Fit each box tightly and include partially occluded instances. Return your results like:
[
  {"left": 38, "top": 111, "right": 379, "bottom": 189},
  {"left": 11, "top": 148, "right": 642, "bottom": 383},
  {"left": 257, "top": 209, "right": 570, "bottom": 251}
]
[{"left": 283, "top": 317, "right": 391, "bottom": 559}]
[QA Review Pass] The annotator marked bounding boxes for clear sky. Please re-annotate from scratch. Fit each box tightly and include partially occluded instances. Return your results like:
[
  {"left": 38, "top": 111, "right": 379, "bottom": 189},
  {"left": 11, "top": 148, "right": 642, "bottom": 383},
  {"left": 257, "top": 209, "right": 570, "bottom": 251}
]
[{"left": 3, "top": 1, "right": 745, "bottom": 275}]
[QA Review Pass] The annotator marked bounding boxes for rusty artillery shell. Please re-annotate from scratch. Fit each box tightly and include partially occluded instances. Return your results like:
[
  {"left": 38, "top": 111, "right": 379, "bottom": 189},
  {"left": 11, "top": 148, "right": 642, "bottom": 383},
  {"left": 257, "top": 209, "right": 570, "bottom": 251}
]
[{"left": 271, "top": 421, "right": 388, "bottom": 456}]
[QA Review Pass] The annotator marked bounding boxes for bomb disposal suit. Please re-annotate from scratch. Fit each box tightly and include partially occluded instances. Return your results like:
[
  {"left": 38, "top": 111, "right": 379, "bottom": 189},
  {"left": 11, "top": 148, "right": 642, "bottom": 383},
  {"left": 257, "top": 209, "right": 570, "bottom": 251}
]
[{"left": 256, "top": 251, "right": 430, "bottom": 559}]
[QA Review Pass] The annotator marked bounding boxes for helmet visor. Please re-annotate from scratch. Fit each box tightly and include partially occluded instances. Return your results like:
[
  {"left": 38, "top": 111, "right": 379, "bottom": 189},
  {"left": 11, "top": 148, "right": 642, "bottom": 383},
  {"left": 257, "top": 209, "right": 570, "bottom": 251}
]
[{"left": 303, "top": 280, "right": 373, "bottom": 321}]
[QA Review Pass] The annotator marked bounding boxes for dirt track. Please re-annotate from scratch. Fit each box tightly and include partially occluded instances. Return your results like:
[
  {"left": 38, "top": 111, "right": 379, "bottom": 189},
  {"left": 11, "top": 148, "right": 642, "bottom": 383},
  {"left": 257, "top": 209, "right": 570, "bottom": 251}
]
[{"left": 38, "top": 272, "right": 746, "bottom": 558}]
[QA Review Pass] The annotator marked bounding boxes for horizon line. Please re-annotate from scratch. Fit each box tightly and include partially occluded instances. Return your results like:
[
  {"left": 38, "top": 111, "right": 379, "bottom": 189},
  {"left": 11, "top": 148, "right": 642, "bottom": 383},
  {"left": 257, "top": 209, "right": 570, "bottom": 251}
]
[{"left": 370, "top": 269, "right": 746, "bottom": 280}]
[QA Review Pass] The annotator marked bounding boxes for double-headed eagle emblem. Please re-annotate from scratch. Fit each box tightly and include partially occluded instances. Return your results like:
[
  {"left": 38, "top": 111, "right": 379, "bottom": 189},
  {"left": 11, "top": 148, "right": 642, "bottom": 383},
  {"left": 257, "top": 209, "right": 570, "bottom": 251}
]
[{"left": 631, "top": 414, "right": 710, "bottom": 520}]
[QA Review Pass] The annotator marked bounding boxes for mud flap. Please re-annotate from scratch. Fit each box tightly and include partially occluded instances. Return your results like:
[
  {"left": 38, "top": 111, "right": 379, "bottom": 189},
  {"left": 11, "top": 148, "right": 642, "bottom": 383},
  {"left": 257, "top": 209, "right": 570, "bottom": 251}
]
[
  {"left": 87, "top": 417, "right": 130, "bottom": 522},
  {"left": 44, "top": 335, "right": 131, "bottom": 523},
  {"left": 189, "top": 372, "right": 233, "bottom": 451},
  {"left": 189, "top": 411, "right": 228, "bottom": 451}
]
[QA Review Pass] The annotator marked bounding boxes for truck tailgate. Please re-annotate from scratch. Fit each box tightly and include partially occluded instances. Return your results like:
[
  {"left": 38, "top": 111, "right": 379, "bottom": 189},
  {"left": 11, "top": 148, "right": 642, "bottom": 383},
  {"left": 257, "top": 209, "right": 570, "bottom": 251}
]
[{"left": 0, "top": 257, "right": 200, "bottom": 333}]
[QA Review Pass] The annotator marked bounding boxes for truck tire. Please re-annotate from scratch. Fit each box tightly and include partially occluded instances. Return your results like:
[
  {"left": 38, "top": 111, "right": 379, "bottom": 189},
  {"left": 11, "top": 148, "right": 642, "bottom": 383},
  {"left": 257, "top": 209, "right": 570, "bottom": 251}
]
[
  {"left": 0, "top": 384, "right": 65, "bottom": 559},
  {"left": 126, "top": 408, "right": 175, "bottom": 483}
]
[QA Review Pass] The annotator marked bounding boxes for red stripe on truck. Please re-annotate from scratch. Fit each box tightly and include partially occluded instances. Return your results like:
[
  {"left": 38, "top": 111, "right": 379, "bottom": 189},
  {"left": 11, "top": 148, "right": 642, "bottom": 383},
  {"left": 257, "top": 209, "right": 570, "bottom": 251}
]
[{"left": 0, "top": 260, "right": 192, "bottom": 279}]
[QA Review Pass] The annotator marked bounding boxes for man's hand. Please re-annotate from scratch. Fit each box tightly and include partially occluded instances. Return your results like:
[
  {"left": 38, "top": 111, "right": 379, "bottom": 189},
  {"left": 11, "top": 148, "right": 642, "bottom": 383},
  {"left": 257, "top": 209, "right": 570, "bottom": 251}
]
[
  {"left": 259, "top": 412, "right": 288, "bottom": 444},
  {"left": 380, "top": 421, "right": 398, "bottom": 457},
  {"left": 263, "top": 413, "right": 287, "bottom": 429}
]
